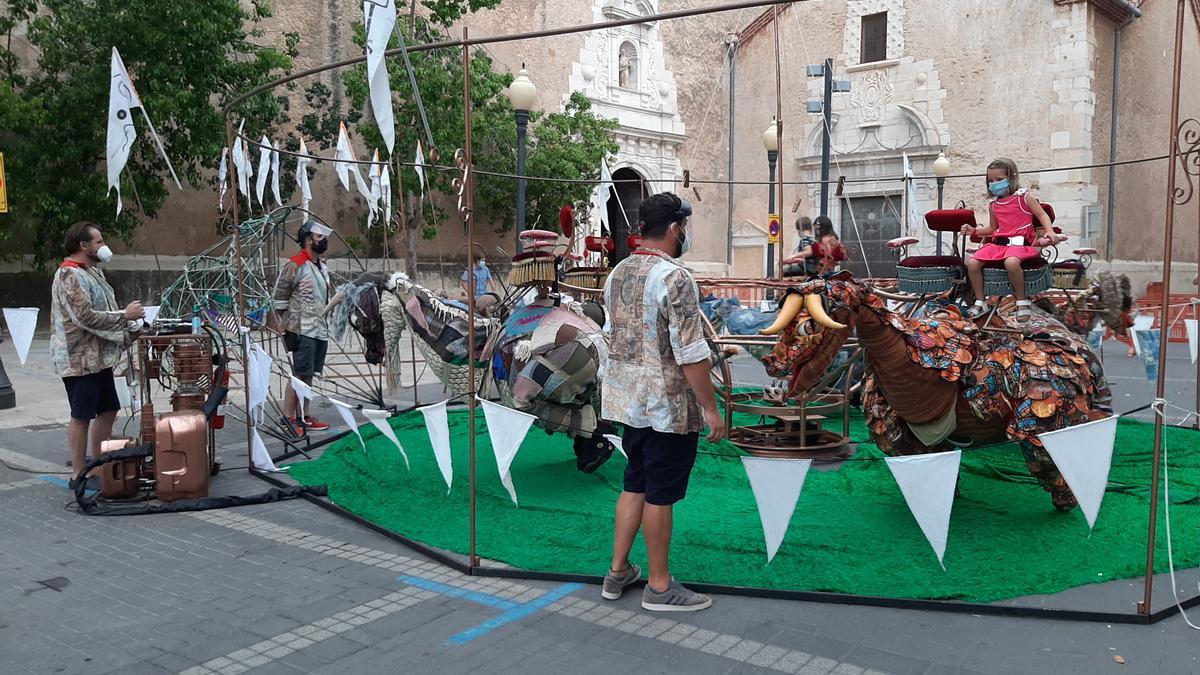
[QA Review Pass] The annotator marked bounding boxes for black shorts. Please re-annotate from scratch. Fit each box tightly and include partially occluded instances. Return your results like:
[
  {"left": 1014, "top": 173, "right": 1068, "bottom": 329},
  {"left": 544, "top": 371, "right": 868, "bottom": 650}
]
[
  {"left": 62, "top": 368, "right": 121, "bottom": 421},
  {"left": 290, "top": 334, "right": 328, "bottom": 376},
  {"left": 621, "top": 426, "right": 700, "bottom": 506}
]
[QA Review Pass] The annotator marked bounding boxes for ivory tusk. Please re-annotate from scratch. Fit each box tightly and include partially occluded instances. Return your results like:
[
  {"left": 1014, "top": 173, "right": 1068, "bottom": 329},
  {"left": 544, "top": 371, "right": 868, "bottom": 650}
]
[
  {"left": 759, "top": 293, "right": 805, "bottom": 335},
  {"left": 805, "top": 294, "right": 847, "bottom": 330}
]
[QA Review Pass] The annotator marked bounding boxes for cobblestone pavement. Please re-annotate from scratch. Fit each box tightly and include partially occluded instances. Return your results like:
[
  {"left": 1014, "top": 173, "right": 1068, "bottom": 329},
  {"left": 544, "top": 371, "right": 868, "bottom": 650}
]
[{"left": 2, "top": 338, "right": 1199, "bottom": 675}]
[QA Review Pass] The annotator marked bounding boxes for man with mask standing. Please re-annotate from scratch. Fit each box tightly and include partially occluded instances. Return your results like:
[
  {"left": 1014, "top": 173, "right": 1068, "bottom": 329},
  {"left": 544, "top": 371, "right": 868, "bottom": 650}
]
[
  {"left": 50, "top": 221, "right": 144, "bottom": 488},
  {"left": 599, "top": 192, "right": 726, "bottom": 612},
  {"left": 271, "top": 220, "right": 334, "bottom": 435}
]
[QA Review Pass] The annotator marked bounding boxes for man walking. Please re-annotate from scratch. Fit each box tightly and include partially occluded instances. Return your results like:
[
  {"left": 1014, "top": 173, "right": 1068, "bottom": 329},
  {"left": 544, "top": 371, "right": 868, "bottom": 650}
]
[
  {"left": 50, "top": 221, "right": 144, "bottom": 488},
  {"left": 600, "top": 192, "right": 727, "bottom": 612},
  {"left": 272, "top": 220, "right": 334, "bottom": 435}
]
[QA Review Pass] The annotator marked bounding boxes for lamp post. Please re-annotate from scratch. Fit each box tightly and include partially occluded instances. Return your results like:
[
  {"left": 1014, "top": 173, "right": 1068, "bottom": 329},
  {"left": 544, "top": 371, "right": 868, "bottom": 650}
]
[
  {"left": 507, "top": 65, "right": 537, "bottom": 254},
  {"left": 932, "top": 151, "right": 951, "bottom": 255},
  {"left": 763, "top": 119, "right": 779, "bottom": 284}
]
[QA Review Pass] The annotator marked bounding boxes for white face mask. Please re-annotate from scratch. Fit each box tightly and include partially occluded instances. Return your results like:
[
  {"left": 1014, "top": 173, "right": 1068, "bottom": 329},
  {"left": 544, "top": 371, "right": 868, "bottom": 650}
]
[{"left": 96, "top": 245, "right": 114, "bottom": 263}]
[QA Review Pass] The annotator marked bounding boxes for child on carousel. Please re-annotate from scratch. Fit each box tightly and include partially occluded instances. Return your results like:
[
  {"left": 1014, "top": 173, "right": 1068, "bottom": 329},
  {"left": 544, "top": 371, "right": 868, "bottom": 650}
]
[{"left": 961, "top": 158, "right": 1058, "bottom": 322}]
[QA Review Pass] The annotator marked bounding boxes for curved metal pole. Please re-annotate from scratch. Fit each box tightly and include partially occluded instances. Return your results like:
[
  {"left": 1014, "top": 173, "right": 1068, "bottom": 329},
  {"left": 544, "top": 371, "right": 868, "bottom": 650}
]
[{"left": 1140, "top": 0, "right": 1186, "bottom": 617}]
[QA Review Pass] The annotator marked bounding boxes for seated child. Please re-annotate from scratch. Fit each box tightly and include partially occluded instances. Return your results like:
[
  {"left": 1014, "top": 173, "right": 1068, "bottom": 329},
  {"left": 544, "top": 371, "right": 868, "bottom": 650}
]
[{"left": 961, "top": 158, "right": 1057, "bottom": 322}]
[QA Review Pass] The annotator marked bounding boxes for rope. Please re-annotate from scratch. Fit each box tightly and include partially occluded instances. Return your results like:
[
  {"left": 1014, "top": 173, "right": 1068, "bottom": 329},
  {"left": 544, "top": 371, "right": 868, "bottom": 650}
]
[{"left": 1152, "top": 398, "right": 1200, "bottom": 630}]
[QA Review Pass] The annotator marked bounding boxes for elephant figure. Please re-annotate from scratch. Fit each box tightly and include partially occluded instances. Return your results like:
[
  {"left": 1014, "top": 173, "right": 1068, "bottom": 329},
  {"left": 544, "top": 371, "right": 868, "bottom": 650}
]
[{"left": 760, "top": 272, "right": 1113, "bottom": 511}]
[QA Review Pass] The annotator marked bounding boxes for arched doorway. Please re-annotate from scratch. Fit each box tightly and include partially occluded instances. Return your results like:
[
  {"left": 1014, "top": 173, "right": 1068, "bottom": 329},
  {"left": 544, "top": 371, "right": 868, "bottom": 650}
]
[{"left": 606, "top": 167, "right": 647, "bottom": 263}]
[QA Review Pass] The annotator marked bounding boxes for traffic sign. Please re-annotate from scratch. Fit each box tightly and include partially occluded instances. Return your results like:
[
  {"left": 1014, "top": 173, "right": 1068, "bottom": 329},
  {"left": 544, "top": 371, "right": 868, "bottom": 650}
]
[{"left": 767, "top": 213, "right": 781, "bottom": 244}]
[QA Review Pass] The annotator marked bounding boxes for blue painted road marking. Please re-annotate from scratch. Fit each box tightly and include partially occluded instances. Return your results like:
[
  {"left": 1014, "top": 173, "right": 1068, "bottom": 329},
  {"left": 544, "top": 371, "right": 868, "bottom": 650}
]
[{"left": 396, "top": 575, "right": 583, "bottom": 645}]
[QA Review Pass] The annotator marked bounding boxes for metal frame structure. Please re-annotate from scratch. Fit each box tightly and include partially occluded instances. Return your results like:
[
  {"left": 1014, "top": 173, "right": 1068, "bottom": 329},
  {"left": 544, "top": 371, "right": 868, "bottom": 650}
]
[{"left": 218, "top": 0, "right": 1200, "bottom": 624}]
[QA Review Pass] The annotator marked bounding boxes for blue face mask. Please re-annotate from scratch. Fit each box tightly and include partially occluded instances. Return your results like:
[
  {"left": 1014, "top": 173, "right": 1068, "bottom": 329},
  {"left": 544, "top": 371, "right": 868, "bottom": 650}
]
[{"left": 989, "top": 179, "right": 1010, "bottom": 196}]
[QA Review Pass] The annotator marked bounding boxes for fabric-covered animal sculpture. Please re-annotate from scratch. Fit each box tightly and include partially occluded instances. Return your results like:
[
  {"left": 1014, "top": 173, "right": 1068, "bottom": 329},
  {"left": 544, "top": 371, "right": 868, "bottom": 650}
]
[{"left": 761, "top": 272, "right": 1113, "bottom": 510}]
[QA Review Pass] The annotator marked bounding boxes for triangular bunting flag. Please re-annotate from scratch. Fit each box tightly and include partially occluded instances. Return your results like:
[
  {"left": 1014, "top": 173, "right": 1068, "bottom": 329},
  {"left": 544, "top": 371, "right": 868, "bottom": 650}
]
[
  {"left": 2, "top": 307, "right": 38, "bottom": 365},
  {"left": 1186, "top": 318, "right": 1197, "bottom": 364},
  {"left": 478, "top": 399, "right": 536, "bottom": 506},
  {"left": 380, "top": 161, "right": 392, "bottom": 227},
  {"left": 741, "top": 456, "right": 812, "bottom": 563},
  {"left": 418, "top": 401, "right": 453, "bottom": 493},
  {"left": 270, "top": 140, "right": 283, "bottom": 208},
  {"left": 251, "top": 427, "right": 283, "bottom": 472},
  {"left": 217, "top": 147, "right": 229, "bottom": 210},
  {"left": 885, "top": 450, "right": 961, "bottom": 569},
  {"left": 296, "top": 137, "right": 314, "bottom": 212},
  {"left": 1038, "top": 416, "right": 1119, "bottom": 530},
  {"left": 142, "top": 305, "right": 161, "bottom": 325},
  {"left": 255, "top": 135, "right": 272, "bottom": 207},
  {"left": 289, "top": 376, "right": 314, "bottom": 419},
  {"left": 1133, "top": 329, "right": 1161, "bottom": 382},
  {"left": 1130, "top": 315, "right": 1154, "bottom": 356},
  {"left": 602, "top": 434, "right": 627, "bottom": 459},
  {"left": 414, "top": 141, "right": 426, "bottom": 194},
  {"left": 328, "top": 397, "right": 365, "bottom": 452},
  {"left": 362, "top": 408, "right": 408, "bottom": 469}
]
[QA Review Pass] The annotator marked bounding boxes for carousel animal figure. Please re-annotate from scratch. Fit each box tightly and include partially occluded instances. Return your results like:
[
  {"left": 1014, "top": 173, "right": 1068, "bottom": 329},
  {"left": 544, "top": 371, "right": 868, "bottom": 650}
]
[
  {"left": 759, "top": 272, "right": 1113, "bottom": 511},
  {"left": 329, "top": 271, "right": 619, "bottom": 473}
]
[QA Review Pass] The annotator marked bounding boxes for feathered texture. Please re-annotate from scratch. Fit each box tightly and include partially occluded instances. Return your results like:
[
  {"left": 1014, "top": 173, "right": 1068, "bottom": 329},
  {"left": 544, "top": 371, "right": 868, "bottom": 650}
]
[{"left": 329, "top": 281, "right": 372, "bottom": 342}]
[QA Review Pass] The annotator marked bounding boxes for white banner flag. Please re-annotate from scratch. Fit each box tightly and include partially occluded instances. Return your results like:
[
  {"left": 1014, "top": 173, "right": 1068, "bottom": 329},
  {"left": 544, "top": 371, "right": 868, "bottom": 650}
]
[
  {"left": 232, "top": 120, "right": 253, "bottom": 212},
  {"left": 380, "top": 161, "right": 393, "bottom": 227},
  {"left": 2, "top": 307, "right": 38, "bottom": 366},
  {"left": 741, "top": 456, "right": 812, "bottom": 563},
  {"left": 418, "top": 401, "right": 453, "bottom": 493},
  {"left": 414, "top": 141, "right": 426, "bottom": 194},
  {"left": 367, "top": 150, "right": 382, "bottom": 227},
  {"left": 251, "top": 427, "right": 283, "bottom": 472},
  {"left": 289, "top": 375, "right": 314, "bottom": 419},
  {"left": 106, "top": 48, "right": 142, "bottom": 216},
  {"left": 328, "top": 398, "right": 365, "bottom": 452},
  {"left": 597, "top": 158, "right": 615, "bottom": 232},
  {"left": 1186, "top": 318, "right": 1198, "bottom": 364},
  {"left": 362, "top": 408, "right": 408, "bottom": 469},
  {"left": 335, "top": 122, "right": 375, "bottom": 204},
  {"left": 217, "top": 147, "right": 229, "bottom": 210},
  {"left": 885, "top": 450, "right": 961, "bottom": 569},
  {"left": 270, "top": 140, "right": 283, "bottom": 208},
  {"left": 364, "top": 0, "right": 397, "bottom": 154},
  {"left": 142, "top": 305, "right": 161, "bottom": 326},
  {"left": 1130, "top": 315, "right": 1154, "bottom": 356},
  {"left": 902, "top": 152, "right": 921, "bottom": 234},
  {"left": 479, "top": 399, "right": 536, "bottom": 506},
  {"left": 255, "top": 135, "right": 272, "bottom": 207},
  {"left": 296, "top": 137, "right": 313, "bottom": 212},
  {"left": 602, "top": 434, "right": 628, "bottom": 459},
  {"left": 1039, "top": 416, "right": 1119, "bottom": 530}
]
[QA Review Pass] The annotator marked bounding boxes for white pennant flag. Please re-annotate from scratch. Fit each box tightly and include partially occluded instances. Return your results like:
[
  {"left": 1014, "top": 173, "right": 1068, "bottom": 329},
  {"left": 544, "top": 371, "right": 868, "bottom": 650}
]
[
  {"left": 2, "top": 307, "right": 38, "bottom": 366},
  {"left": 602, "top": 434, "right": 628, "bottom": 459},
  {"left": 142, "top": 304, "right": 160, "bottom": 325},
  {"left": 251, "top": 427, "right": 283, "bottom": 472},
  {"left": 106, "top": 48, "right": 141, "bottom": 216},
  {"left": 217, "top": 147, "right": 229, "bottom": 210},
  {"left": 296, "top": 137, "right": 313, "bottom": 212},
  {"left": 414, "top": 141, "right": 426, "bottom": 194},
  {"left": 362, "top": 408, "right": 409, "bottom": 469},
  {"left": 741, "top": 457, "right": 812, "bottom": 563},
  {"left": 380, "top": 161, "right": 393, "bottom": 227},
  {"left": 596, "top": 158, "right": 615, "bottom": 232},
  {"left": 289, "top": 375, "right": 314, "bottom": 419},
  {"left": 247, "top": 342, "right": 273, "bottom": 422},
  {"left": 335, "top": 122, "right": 375, "bottom": 204},
  {"left": 255, "top": 135, "right": 272, "bottom": 207},
  {"left": 418, "top": 401, "right": 453, "bottom": 493},
  {"left": 1186, "top": 318, "right": 1198, "bottom": 364},
  {"left": 902, "top": 152, "right": 921, "bottom": 233},
  {"left": 364, "top": 0, "right": 397, "bottom": 154},
  {"left": 1038, "top": 416, "right": 1119, "bottom": 530},
  {"left": 1130, "top": 315, "right": 1154, "bottom": 356},
  {"left": 270, "top": 140, "right": 283, "bottom": 208},
  {"left": 366, "top": 149, "right": 382, "bottom": 227},
  {"left": 885, "top": 450, "right": 961, "bottom": 569},
  {"left": 232, "top": 120, "right": 253, "bottom": 212},
  {"left": 479, "top": 399, "right": 536, "bottom": 506},
  {"left": 328, "top": 397, "right": 365, "bottom": 452}
]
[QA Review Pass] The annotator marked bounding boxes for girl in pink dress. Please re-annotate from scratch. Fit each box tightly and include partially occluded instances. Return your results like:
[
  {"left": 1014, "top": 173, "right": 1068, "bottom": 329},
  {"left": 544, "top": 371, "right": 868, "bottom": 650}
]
[{"left": 960, "top": 158, "right": 1058, "bottom": 322}]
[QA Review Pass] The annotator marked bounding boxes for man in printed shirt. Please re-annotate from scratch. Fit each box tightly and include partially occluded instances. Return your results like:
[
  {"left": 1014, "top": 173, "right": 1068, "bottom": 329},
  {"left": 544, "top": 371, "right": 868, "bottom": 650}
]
[
  {"left": 50, "top": 222, "right": 145, "bottom": 488},
  {"left": 599, "top": 192, "right": 727, "bottom": 612},
  {"left": 271, "top": 220, "right": 334, "bottom": 435}
]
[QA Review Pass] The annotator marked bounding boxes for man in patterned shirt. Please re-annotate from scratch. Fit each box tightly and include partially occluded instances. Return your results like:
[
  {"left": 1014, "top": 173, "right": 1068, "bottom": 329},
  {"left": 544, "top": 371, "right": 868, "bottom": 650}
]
[
  {"left": 271, "top": 220, "right": 334, "bottom": 435},
  {"left": 50, "top": 222, "right": 144, "bottom": 487},
  {"left": 599, "top": 192, "right": 726, "bottom": 612}
]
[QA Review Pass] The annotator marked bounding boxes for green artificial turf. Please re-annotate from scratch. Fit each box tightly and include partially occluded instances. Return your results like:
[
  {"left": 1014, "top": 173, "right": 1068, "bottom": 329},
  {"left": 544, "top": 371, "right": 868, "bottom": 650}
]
[{"left": 286, "top": 406, "right": 1200, "bottom": 603}]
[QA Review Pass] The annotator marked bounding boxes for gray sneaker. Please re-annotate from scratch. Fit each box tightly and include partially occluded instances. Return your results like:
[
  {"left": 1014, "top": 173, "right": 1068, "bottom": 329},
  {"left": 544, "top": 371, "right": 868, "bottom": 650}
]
[
  {"left": 601, "top": 563, "right": 641, "bottom": 600},
  {"left": 641, "top": 577, "right": 712, "bottom": 612}
]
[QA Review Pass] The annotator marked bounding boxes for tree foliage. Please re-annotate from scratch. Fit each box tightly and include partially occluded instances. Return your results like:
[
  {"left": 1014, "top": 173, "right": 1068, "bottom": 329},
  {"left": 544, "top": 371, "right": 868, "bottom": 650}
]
[
  {"left": 300, "top": 15, "right": 618, "bottom": 258},
  {"left": 0, "top": 0, "right": 298, "bottom": 267}
]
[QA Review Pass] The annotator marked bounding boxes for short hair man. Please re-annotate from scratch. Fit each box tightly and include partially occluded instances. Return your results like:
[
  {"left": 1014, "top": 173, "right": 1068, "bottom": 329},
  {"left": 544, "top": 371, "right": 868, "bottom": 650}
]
[
  {"left": 50, "top": 221, "right": 144, "bottom": 487},
  {"left": 271, "top": 220, "right": 335, "bottom": 435},
  {"left": 599, "top": 192, "right": 727, "bottom": 612}
]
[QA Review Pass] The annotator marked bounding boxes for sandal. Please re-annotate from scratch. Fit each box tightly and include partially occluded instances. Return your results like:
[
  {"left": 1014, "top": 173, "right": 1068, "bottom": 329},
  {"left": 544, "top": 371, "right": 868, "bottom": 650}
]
[
  {"left": 965, "top": 302, "right": 991, "bottom": 319},
  {"left": 1015, "top": 300, "right": 1032, "bottom": 324}
]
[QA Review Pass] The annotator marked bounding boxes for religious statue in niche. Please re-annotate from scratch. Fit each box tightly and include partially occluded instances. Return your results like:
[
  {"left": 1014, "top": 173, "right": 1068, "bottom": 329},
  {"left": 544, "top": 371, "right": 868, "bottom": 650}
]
[{"left": 618, "top": 42, "right": 638, "bottom": 89}]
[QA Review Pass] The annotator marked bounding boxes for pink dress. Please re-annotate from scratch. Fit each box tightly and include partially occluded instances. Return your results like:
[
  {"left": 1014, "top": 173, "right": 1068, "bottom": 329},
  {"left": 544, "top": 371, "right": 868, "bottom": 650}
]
[{"left": 972, "top": 189, "right": 1041, "bottom": 262}]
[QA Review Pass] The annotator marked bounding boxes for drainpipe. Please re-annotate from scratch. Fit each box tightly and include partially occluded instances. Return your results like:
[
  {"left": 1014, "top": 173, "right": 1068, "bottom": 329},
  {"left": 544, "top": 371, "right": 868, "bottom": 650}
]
[
  {"left": 1105, "top": 1, "right": 1142, "bottom": 261},
  {"left": 726, "top": 33, "right": 738, "bottom": 271}
]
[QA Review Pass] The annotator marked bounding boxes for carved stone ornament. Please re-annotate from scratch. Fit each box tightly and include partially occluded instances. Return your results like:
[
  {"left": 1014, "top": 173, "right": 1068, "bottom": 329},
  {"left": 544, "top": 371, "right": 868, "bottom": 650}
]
[{"left": 850, "top": 69, "right": 894, "bottom": 124}]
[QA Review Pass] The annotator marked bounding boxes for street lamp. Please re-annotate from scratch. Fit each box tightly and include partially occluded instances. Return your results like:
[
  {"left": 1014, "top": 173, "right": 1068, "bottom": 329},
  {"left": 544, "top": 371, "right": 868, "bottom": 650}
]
[
  {"left": 932, "top": 151, "right": 951, "bottom": 254},
  {"left": 763, "top": 118, "right": 779, "bottom": 285},
  {"left": 507, "top": 65, "right": 537, "bottom": 253}
]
